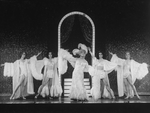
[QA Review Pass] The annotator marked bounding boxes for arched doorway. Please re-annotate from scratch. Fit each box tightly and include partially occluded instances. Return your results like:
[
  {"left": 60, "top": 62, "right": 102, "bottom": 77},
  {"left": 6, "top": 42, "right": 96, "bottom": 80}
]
[{"left": 58, "top": 11, "right": 95, "bottom": 97}]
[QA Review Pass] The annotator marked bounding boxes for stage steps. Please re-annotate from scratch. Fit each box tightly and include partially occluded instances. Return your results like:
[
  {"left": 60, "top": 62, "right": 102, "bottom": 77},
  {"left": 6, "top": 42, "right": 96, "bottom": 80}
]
[{"left": 63, "top": 78, "right": 91, "bottom": 97}]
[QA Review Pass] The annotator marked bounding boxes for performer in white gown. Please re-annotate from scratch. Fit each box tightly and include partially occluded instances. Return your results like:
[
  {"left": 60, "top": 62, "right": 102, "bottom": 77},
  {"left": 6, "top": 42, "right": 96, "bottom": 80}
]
[
  {"left": 58, "top": 43, "right": 89, "bottom": 101},
  {"left": 1, "top": 52, "right": 41, "bottom": 100},
  {"left": 35, "top": 52, "right": 62, "bottom": 99},
  {"left": 88, "top": 48, "right": 117, "bottom": 100},
  {"left": 109, "top": 51, "right": 149, "bottom": 99}
]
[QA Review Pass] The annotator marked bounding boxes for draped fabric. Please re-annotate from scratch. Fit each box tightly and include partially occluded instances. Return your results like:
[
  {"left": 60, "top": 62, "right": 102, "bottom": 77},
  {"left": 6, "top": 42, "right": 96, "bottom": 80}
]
[
  {"left": 110, "top": 54, "right": 125, "bottom": 97},
  {"left": 50, "top": 57, "right": 63, "bottom": 97},
  {"left": 69, "top": 58, "right": 89, "bottom": 100},
  {"left": 111, "top": 54, "right": 149, "bottom": 97},
  {"left": 58, "top": 54, "right": 68, "bottom": 75},
  {"left": 58, "top": 48, "right": 76, "bottom": 70},
  {"left": 3, "top": 57, "right": 48, "bottom": 99},
  {"left": 40, "top": 57, "right": 63, "bottom": 97},
  {"left": 3, "top": 59, "right": 34, "bottom": 99},
  {"left": 29, "top": 56, "right": 45, "bottom": 80},
  {"left": 60, "top": 15, "right": 92, "bottom": 44},
  {"left": 61, "top": 15, "right": 75, "bottom": 44},
  {"left": 88, "top": 57, "right": 117, "bottom": 100},
  {"left": 79, "top": 15, "right": 92, "bottom": 43},
  {"left": 3, "top": 56, "right": 63, "bottom": 98},
  {"left": 4, "top": 63, "right": 14, "bottom": 77},
  {"left": 58, "top": 48, "right": 89, "bottom": 100}
]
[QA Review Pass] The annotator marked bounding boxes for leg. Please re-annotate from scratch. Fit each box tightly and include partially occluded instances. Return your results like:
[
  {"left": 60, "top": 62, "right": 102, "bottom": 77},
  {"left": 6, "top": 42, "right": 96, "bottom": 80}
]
[
  {"left": 10, "top": 75, "right": 25, "bottom": 100},
  {"left": 35, "top": 76, "right": 49, "bottom": 98},
  {"left": 100, "top": 79, "right": 104, "bottom": 98},
  {"left": 126, "top": 75, "right": 140, "bottom": 99},
  {"left": 124, "top": 78, "right": 130, "bottom": 99},
  {"left": 21, "top": 76, "right": 27, "bottom": 99},
  {"left": 102, "top": 77, "right": 115, "bottom": 99},
  {"left": 48, "top": 78, "right": 52, "bottom": 98}
]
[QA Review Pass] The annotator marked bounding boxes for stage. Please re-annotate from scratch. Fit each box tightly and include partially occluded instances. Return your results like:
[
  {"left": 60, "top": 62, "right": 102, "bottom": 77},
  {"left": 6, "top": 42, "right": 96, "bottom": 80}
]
[
  {"left": 0, "top": 95, "right": 150, "bottom": 104},
  {"left": 0, "top": 95, "right": 150, "bottom": 113}
]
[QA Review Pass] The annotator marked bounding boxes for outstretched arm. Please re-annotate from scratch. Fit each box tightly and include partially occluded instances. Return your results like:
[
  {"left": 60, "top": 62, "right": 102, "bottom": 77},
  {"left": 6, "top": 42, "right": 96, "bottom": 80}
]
[
  {"left": 146, "top": 64, "right": 150, "bottom": 68},
  {"left": 1, "top": 64, "right": 4, "bottom": 67},
  {"left": 36, "top": 51, "right": 42, "bottom": 57},
  {"left": 109, "top": 51, "right": 114, "bottom": 56},
  {"left": 88, "top": 47, "right": 95, "bottom": 58}
]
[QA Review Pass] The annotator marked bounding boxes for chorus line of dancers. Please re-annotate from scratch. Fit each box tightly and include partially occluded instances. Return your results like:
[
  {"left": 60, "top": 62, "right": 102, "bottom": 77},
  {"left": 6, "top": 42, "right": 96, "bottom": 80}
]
[{"left": 1, "top": 43, "right": 149, "bottom": 101}]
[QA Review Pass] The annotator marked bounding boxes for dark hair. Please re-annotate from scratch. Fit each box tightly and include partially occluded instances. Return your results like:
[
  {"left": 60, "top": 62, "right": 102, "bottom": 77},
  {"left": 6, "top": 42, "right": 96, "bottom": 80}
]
[
  {"left": 48, "top": 52, "right": 53, "bottom": 58},
  {"left": 125, "top": 51, "right": 132, "bottom": 59},
  {"left": 98, "top": 51, "right": 103, "bottom": 55},
  {"left": 20, "top": 52, "right": 26, "bottom": 57},
  {"left": 20, "top": 52, "right": 26, "bottom": 58},
  {"left": 125, "top": 51, "right": 130, "bottom": 54},
  {"left": 81, "top": 49, "right": 86, "bottom": 54},
  {"left": 98, "top": 51, "right": 103, "bottom": 57},
  {"left": 48, "top": 52, "right": 52, "bottom": 55}
]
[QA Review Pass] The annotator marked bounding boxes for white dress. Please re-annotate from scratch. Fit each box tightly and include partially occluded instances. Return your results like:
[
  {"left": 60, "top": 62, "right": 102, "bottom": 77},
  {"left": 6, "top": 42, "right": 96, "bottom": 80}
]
[
  {"left": 58, "top": 49, "right": 89, "bottom": 100},
  {"left": 89, "top": 57, "right": 117, "bottom": 100},
  {"left": 69, "top": 58, "right": 89, "bottom": 100}
]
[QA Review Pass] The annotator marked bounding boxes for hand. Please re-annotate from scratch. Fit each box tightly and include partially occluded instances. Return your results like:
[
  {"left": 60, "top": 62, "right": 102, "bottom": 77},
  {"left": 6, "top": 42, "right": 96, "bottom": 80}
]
[
  {"left": 147, "top": 64, "right": 150, "bottom": 68},
  {"left": 109, "top": 51, "right": 113, "bottom": 56},
  {"left": 1, "top": 64, "right": 4, "bottom": 67},
  {"left": 88, "top": 47, "right": 91, "bottom": 52},
  {"left": 37, "top": 51, "right": 42, "bottom": 57}
]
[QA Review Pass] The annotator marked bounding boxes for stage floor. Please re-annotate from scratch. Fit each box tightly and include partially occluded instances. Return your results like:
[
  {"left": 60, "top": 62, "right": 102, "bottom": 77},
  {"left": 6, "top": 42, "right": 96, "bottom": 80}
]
[
  {"left": 0, "top": 95, "right": 150, "bottom": 104},
  {"left": 1, "top": 95, "right": 150, "bottom": 113}
]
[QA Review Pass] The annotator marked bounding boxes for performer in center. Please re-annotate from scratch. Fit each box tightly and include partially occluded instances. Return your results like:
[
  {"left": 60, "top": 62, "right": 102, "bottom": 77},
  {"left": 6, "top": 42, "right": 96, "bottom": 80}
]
[{"left": 58, "top": 43, "right": 89, "bottom": 101}]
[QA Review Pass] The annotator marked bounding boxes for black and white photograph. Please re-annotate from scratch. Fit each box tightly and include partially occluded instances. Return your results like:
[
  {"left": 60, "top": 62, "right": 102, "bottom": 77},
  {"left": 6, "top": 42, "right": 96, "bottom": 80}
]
[{"left": 0, "top": 0, "right": 150, "bottom": 112}]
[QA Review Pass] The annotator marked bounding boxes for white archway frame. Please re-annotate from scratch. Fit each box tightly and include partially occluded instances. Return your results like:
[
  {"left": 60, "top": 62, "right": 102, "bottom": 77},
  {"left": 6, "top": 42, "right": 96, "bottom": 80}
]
[{"left": 58, "top": 11, "right": 95, "bottom": 85}]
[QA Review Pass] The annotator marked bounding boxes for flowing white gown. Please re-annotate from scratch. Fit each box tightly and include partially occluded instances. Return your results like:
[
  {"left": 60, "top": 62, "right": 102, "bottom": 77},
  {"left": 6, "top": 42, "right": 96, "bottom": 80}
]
[
  {"left": 58, "top": 49, "right": 89, "bottom": 100},
  {"left": 69, "top": 58, "right": 89, "bottom": 100}
]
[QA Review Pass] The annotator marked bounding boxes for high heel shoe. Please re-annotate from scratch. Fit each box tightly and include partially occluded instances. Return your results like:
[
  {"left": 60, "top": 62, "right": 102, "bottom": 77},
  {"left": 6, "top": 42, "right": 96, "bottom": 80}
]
[
  {"left": 10, "top": 95, "right": 14, "bottom": 100},
  {"left": 22, "top": 97, "right": 26, "bottom": 100},
  {"left": 125, "top": 96, "right": 129, "bottom": 99},
  {"left": 35, "top": 94, "right": 39, "bottom": 99},
  {"left": 137, "top": 95, "right": 141, "bottom": 100}
]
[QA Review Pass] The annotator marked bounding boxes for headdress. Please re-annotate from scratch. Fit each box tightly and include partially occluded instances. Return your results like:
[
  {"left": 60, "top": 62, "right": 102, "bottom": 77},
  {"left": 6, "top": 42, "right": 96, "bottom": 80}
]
[{"left": 72, "top": 43, "right": 88, "bottom": 55}]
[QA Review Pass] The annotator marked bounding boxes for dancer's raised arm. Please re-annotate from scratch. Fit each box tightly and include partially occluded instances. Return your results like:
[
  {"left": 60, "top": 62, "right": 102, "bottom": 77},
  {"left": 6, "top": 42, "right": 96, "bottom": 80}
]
[
  {"left": 1, "top": 64, "right": 5, "bottom": 67},
  {"left": 88, "top": 47, "right": 94, "bottom": 58},
  {"left": 109, "top": 51, "right": 114, "bottom": 56},
  {"left": 36, "top": 51, "right": 42, "bottom": 57}
]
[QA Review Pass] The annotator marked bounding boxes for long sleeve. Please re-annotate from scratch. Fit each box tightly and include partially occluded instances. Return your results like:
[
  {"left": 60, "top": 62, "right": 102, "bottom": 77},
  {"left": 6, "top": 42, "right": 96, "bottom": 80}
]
[
  {"left": 83, "top": 61, "right": 89, "bottom": 72},
  {"left": 29, "top": 56, "right": 44, "bottom": 80},
  {"left": 58, "top": 55, "right": 68, "bottom": 75},
  {"left": 110, "top": 54, "right": 125, "bottom": 97},
  {"left": 50, "top": 57, "right": 63, "bottom": 97},
  {"left": 58, "top": 48, "right": 76, "bottom": 74},
  {"left": 88, "top": 57, "right": 100, "bottom": 76},
  {"left": 131, "top": 60, "right": 149, "bottom": 84},
  {"left": 103, "top": 60, "right": 117, "bottom": 73},
  {"left": 110, "top": 54, "right": 125, "bottom": 66}
]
